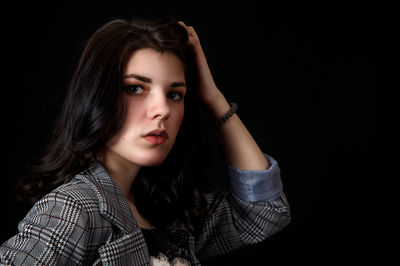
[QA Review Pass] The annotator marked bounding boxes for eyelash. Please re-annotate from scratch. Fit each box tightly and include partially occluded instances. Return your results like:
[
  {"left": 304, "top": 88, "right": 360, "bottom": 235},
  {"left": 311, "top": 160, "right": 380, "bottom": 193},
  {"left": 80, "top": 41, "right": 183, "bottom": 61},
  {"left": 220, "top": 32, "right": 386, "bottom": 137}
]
[{"left": 123, "top": 84, "right": 185, "bottom": 101}]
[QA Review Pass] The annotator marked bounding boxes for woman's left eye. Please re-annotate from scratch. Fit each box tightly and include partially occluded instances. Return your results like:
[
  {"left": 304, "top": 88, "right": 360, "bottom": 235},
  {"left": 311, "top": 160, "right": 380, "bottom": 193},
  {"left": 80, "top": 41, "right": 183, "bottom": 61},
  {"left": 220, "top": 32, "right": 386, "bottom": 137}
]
[{"left": 168, "top": 91, "right": 184, "bottom": 101}]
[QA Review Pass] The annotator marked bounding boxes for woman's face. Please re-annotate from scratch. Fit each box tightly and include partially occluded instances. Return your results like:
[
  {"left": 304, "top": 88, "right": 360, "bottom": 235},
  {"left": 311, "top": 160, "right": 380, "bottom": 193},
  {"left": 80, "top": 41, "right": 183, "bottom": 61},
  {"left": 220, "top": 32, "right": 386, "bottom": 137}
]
[{"left": 105, "top": 48, "right": 187, "bottom": 167}]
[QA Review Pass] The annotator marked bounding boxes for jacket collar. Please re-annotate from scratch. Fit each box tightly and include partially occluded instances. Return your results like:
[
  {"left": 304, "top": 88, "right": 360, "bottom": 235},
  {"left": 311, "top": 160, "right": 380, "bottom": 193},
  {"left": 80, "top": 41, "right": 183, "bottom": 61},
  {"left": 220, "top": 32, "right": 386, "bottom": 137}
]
[{"left": 75, "top": 160, "right": 138, "bottom": 235}]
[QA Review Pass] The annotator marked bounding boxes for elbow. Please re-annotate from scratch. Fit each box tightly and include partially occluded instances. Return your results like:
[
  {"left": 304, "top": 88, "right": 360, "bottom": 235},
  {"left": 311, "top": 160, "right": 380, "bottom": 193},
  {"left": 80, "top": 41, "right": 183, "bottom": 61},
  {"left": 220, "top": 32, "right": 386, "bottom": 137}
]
[
  {"left": 242, "top": 206, "right": 291, "bottom": 244},
  {"left": 271, "top": 208, "right": 291, "bottom": 237},
  {"left": 264, "top": 199, "right": 291, "bottom": 238},
  {"left": 243, "top": 200, "right": 291, "bottom": 244}
]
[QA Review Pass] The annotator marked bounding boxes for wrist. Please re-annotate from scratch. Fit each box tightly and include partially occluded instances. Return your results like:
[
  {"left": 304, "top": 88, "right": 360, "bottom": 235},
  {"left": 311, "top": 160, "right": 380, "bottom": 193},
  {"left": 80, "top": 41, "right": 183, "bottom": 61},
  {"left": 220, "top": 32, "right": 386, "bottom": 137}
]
[
  {"left": 206, "top": 90, "right": 229, "bottom": 113},
  {"left": 204, "top": 91, "right": 232, "bottom": 124}
]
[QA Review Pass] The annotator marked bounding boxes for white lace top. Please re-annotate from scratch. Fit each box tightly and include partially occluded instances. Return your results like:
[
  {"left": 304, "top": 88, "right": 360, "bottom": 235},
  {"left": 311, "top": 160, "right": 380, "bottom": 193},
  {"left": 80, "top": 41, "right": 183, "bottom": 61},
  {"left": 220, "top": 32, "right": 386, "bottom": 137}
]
[
  {"left": 149, "top": 253, "right": 190, "bottom": 266},
  {"left": 141, "top": 227, "right": 192, "bottom": 266}
]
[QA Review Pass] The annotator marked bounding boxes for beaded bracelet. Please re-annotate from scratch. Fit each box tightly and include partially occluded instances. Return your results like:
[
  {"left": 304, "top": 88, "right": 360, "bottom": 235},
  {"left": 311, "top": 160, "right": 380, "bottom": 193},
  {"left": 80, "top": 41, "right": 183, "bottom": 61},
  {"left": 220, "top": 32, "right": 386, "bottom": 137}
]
[{"left": 216, "top": 102, "right": 238, "bottom": 126}]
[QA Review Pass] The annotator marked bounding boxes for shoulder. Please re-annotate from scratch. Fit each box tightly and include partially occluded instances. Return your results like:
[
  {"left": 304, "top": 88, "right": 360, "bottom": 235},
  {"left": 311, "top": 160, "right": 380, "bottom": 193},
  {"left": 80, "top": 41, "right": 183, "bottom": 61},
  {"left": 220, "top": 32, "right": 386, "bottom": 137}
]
[
  {"left": 36, "top": 161, "right": 136, "bottom": 234},
  {"left": 42, "top": 177, "right": 100, "bottom": 212},
  {"left": 0, "top": 173, "right": 115, "bottom": 265},
  {"left": 27, "top": 161, "right": 117, "bottom": 229},
  {"left": 25, "top": 176, "right": 108, "bottom": 233},
  {"left": 39, "top": 160, "right": 115, "bottom": 213},
  {"left": 20, "top": 169, "right": 116, "bottom": 249},
  {"left": 28, "top": 161, "right": 137, "bottom": 236}
]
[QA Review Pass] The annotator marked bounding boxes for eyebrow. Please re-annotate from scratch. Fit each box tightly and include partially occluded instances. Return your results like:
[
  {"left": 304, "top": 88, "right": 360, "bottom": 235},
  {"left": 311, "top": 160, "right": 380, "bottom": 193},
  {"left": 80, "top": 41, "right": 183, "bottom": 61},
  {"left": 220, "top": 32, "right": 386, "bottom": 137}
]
[{"left": 122, "top": 73, "right": 186, "bottom": 88}]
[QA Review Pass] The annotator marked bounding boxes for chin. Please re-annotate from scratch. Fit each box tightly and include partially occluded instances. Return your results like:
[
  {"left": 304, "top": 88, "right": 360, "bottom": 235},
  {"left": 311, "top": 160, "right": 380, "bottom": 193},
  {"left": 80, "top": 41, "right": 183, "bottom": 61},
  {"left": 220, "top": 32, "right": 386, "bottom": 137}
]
[
  {"left": 141, "top": 160, "right": 164, "bottom": 167},
  {"left": 137, "top": 154, "right": 168, "bottom": 167}
]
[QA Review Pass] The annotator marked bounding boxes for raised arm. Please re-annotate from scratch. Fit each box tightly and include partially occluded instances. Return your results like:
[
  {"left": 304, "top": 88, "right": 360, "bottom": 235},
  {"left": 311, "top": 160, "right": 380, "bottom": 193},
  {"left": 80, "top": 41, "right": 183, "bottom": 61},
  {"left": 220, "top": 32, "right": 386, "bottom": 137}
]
[
  {"left": 178, "top": 21, "right": 290, "bottom": 261},
  {"left": 178, "top": 21, "right": 269, "bottom": 171}
]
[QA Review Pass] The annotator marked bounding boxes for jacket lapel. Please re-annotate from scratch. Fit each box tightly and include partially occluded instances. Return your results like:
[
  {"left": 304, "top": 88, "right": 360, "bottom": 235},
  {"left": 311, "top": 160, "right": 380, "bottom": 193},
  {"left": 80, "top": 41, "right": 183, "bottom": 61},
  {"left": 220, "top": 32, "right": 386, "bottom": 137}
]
[
  {"left": 76, "top": 161, "right": 150, "bottom": 265},
  {"left": 98, "top": 228, "right": 149, "bottom": 265}
]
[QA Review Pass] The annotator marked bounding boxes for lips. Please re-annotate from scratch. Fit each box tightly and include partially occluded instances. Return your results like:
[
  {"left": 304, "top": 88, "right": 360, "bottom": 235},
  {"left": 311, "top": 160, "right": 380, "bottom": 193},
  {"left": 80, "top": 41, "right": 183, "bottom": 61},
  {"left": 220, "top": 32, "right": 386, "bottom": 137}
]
[
  {"left": 143, "top": 129, "right": 168, "bottom": 138},
  {"left": 142, "top": 129, "right": 169, "bottom": 144}
]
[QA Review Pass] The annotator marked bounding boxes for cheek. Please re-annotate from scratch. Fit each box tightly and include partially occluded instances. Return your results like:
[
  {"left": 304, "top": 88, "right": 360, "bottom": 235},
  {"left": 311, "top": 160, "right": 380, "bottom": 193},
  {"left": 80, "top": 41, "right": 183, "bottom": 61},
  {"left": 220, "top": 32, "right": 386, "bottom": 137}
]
[
  {"left": 174, "top": 107, "right": 185, "bottom": 131},
  {"left": 167, "top": 109, "right": 184, "bottom": 144},
  {"left": 109, "top": 101, "right": 143, "bottom": 142}
]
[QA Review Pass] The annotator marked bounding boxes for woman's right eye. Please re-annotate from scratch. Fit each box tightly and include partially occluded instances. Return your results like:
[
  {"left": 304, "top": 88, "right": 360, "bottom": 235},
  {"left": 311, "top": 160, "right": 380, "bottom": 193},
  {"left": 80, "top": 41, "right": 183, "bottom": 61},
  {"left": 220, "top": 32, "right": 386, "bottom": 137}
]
[{"left": 124, "top": 85, "right": 144, "bottom": 95}]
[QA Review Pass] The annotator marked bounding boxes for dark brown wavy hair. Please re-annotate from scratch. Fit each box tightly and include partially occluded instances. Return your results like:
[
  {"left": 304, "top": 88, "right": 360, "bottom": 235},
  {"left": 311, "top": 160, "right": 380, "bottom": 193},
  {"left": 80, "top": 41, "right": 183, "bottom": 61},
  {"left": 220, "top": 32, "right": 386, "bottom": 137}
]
[{"left": 15, "top": 17, "right": 211, "bottom": 233}]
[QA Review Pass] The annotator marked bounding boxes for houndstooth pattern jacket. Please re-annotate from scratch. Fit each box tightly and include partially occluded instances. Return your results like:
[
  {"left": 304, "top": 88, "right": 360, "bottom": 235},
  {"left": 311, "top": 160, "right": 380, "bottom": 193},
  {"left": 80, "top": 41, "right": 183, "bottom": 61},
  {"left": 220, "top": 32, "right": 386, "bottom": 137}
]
[{"left": 0, "top": 153, "right": 290, "bottom": 265}]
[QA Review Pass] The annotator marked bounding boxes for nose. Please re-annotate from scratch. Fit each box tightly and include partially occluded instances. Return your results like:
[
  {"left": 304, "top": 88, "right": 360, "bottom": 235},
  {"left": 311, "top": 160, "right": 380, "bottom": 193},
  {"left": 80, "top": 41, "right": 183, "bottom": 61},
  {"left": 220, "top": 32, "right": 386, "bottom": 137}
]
[{"left": 147, "top": 89, "right": 171, "bottom": 121}]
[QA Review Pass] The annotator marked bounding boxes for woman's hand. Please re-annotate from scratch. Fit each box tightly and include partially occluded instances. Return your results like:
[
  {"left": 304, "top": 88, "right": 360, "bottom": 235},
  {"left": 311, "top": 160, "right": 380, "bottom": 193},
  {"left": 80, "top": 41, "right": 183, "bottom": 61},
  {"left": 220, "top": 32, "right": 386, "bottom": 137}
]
[{"left": 178, "top": 21, "right": 225, "bottom": 108}]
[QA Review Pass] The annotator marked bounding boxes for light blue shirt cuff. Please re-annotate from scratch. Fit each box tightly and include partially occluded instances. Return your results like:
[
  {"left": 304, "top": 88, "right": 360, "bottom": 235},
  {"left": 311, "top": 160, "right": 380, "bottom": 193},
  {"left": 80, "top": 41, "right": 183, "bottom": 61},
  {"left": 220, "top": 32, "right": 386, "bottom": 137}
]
[{"left": 226, "top": 153, "right": 283, "bottom": 202}]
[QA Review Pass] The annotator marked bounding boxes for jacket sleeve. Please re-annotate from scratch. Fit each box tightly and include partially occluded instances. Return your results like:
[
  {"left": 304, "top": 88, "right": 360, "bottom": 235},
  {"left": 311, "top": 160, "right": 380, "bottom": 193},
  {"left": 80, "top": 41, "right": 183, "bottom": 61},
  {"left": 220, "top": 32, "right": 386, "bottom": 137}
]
[
  {"left": 194, "top": 153, "right": 291, "bottom": 260},
  {"left": 0, "top": 185, "right": 98, "bottom": 265}
]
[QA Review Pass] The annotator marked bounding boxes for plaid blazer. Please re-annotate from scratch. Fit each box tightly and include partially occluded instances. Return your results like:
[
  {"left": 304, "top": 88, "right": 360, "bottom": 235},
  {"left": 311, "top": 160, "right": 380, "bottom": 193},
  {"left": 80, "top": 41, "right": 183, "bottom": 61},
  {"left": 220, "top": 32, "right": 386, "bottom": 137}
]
[{"left": 0, "top": 155, "right": 290, "bottom": 265}]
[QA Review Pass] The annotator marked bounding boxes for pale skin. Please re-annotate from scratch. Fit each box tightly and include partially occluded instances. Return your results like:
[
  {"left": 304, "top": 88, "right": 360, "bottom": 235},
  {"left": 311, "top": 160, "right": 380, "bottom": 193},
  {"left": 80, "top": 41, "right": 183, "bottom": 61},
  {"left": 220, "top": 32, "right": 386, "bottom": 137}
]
[{"left": 96, "top": 22, "right": 269, "bottom": 229}]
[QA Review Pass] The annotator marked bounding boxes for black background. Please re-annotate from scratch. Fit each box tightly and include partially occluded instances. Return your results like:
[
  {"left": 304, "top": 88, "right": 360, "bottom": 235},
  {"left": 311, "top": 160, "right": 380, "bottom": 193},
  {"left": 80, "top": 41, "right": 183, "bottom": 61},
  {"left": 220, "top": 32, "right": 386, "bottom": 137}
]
[{"left": 1, "top": 0, "right": 381, "bottom": 263}]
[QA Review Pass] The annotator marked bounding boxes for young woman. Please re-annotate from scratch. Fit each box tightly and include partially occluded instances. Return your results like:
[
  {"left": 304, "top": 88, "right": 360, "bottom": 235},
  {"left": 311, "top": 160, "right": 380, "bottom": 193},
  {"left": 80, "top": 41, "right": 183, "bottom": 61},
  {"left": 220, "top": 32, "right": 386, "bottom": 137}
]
[{"left": 0, "top": 18, "right": 290, "bottom": 265}]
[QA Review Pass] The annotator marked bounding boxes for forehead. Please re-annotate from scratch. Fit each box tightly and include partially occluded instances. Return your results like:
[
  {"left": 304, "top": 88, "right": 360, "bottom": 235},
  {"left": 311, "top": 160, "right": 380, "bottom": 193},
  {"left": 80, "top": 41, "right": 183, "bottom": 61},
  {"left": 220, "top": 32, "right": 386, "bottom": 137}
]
[{"left": 124, "top": 48, "right": 185, "bottom": 80}]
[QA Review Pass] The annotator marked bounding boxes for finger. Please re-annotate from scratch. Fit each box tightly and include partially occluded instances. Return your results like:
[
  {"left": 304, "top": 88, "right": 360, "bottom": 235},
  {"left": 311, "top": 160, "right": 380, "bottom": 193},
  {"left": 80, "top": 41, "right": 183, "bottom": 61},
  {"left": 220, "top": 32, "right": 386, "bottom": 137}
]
[
  {"left": 178, "top": 21, "right": 187, "bottom": 28},
  {"left": 178, "top": 21, "right": 195, "bottom": 33},
  {"left": 178, "top": 21, "right": 193, "bottom": 36},
  {"left": 183, "top": 25, "right": 195, "bottom": 36},
  {"left": 177, "top": 22, "right": 199, "bottom": 45}
]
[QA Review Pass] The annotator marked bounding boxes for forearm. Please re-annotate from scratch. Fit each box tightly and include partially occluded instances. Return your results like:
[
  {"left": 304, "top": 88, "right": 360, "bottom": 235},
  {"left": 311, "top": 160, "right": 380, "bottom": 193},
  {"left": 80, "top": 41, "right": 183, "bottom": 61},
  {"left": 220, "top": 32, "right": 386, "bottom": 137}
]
[{"left": 205, "top": 90, "right": 270, "bottom": 170}]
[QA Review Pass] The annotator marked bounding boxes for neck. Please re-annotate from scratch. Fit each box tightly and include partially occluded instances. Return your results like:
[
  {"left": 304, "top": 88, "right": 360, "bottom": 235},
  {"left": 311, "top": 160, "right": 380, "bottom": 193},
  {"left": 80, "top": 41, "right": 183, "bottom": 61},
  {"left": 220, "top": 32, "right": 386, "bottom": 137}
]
[
  {"left": 96, "top": 147, "right": 156, "bottom": 229},
  {"left": 96, "top": 147, "right": 141, "bottom": 201}
]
